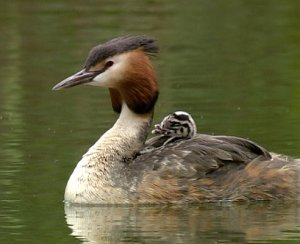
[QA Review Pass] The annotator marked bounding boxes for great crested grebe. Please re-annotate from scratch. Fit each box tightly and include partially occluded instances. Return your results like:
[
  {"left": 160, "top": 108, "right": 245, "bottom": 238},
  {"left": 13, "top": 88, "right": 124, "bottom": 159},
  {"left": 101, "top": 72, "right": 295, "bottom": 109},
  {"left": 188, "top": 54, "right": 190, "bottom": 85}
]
[
  {"left": 53, "top": 36, "right": 300, "bottom": 204},
  {"left": 152, "top": 111, "right": 197, "bottom": 139},
  {"left": 141, "top": 111, "right": 197, "bottom": 152}
]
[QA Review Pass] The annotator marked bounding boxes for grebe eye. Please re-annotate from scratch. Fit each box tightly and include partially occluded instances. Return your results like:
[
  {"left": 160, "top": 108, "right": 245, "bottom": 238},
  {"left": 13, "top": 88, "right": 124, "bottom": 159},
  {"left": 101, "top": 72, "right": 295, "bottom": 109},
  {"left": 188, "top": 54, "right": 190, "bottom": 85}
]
[{"left": 105, "top": 61, "right": 114, "bottom": 69}]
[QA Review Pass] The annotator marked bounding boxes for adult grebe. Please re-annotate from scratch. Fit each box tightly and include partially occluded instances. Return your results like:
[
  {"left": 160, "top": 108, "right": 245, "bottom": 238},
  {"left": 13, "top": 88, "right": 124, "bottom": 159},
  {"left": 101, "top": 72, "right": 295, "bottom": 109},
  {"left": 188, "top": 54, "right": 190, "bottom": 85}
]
[{"left": 53, "top": 36, "right": 300, "bottom": 204}]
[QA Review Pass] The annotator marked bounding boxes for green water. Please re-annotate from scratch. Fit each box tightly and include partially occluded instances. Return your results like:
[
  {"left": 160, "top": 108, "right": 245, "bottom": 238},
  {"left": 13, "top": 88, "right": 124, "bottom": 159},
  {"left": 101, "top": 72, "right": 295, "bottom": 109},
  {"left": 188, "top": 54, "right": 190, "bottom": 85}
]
[{"left": 1, "top": 0, "right": 300, "bottom": 243}]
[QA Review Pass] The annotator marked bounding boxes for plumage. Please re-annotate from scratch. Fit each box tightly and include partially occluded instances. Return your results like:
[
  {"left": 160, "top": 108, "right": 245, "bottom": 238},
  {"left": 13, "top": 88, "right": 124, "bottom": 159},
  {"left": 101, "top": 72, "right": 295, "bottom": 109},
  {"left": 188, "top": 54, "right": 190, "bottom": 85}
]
[
  {"left": 85, "top": 36, "right": 159, "bottom": 69},
  {"left": 141, "top": 111, "right": 197, "bottom": 152},
  {"left": 53, "top": 35, "right": 300, "bottom": 204}
]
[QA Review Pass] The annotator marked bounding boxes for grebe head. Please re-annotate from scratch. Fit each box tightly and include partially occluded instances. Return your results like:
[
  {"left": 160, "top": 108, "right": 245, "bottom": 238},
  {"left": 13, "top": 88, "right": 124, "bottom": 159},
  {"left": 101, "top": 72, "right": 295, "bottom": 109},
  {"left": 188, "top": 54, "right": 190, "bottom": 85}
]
[
  {"left": 52, "top": 36, "right": 159, "bottom": 114},
  {"left": 152, "top": 111, "right": 197, "bottom": 138}
]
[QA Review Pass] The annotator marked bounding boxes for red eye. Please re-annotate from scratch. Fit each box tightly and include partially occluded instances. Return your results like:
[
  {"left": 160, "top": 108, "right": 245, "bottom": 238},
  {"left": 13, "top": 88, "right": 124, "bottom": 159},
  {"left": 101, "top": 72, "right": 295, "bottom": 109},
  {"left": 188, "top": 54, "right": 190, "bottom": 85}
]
[{"left": 105, "top": 61, "right": 114, "bottom": 69}]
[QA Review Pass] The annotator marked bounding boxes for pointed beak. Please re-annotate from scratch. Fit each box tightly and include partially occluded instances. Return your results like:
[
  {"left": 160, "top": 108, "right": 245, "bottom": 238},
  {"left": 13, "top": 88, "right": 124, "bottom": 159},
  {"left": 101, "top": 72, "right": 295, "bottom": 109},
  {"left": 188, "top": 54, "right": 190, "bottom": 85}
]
[{"left": 52, "top": 69, "right": 103, "bottom": 90}]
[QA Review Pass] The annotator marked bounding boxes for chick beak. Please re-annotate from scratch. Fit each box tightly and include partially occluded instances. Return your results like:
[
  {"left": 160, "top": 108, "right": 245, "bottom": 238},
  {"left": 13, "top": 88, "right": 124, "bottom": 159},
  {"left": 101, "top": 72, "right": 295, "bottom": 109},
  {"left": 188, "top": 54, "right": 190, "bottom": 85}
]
[{"left": 52, "top": 69, "right": 102, "bottom": 90}]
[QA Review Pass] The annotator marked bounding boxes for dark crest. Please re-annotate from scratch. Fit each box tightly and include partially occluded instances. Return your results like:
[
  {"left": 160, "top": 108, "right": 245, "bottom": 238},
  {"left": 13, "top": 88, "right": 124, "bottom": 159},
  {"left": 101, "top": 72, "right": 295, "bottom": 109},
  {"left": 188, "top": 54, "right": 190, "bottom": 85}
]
[{"left": 85, "top": 36, "right": 159, "bottom": 69}]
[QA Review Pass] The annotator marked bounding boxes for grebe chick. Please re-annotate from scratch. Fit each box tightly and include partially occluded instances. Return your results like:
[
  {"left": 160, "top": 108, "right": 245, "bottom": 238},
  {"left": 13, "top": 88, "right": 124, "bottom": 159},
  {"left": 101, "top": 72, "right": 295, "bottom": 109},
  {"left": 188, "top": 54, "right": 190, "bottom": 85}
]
[
  {"left": 53, "top": 35, "right": 300, "bottom": 204},
  {"left": 152, "top": 111, "right": 196, "bottom": 138},
  {"left": 141, "top": 111, "right": 197, "bottom": 153}
]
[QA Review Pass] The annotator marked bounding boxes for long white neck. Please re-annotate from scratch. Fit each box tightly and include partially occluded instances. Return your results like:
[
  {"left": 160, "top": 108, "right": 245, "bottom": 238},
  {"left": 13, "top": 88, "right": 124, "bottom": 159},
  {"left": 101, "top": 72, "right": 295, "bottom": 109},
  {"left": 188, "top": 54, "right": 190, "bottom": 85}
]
[
  {"left": 86, "top": 104, "right": 151, "bottom": 159},
  {"left": 64, "top": 104, "right": 152, "bottom": 204}
]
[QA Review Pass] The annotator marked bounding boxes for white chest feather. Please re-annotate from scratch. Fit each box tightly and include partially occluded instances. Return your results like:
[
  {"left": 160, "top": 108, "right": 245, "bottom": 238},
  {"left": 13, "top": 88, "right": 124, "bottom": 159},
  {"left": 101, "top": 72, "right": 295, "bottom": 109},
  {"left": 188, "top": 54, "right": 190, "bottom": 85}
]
[{"left": 64, "top": 104, "right": 151, "bottom": 204}]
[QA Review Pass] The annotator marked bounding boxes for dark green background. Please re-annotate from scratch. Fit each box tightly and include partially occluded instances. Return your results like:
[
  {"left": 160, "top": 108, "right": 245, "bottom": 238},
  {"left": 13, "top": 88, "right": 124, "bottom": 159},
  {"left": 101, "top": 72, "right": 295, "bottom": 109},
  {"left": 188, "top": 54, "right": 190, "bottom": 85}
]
[{"left": 1, "top": 0, "right": 300, "bottom": 243}]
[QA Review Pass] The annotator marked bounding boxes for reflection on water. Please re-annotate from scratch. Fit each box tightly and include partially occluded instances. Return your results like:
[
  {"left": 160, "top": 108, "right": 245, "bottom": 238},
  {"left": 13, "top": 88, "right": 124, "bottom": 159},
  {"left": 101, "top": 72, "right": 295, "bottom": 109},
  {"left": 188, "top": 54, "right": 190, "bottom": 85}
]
[
  {"left": 65, "top": 202, "right": 300, "bottom": 243},
  {"left": 1, "top": 0, "right": 300, "bottom": 243}
]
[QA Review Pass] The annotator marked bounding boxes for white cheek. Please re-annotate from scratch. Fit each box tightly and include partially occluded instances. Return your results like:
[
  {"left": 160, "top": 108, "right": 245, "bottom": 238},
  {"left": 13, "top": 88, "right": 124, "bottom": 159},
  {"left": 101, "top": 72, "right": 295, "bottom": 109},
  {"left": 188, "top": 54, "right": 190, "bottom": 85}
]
[
  {"left": 89, "top": 72, "right": 112, "bottom": 87},
  {"left": 88, "top": 59, "right": 127, "bottom": 88}
]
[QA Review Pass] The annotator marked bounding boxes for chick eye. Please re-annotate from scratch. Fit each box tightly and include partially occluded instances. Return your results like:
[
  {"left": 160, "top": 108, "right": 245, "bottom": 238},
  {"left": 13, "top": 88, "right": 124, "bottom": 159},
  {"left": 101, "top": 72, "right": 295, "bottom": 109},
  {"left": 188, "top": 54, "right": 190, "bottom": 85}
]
[
  {"left": 171, "top": 122, "right": 180, "bottom": 127},
  {"left": 104, "top": 60, "right": 114, "bottom": 69}
]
